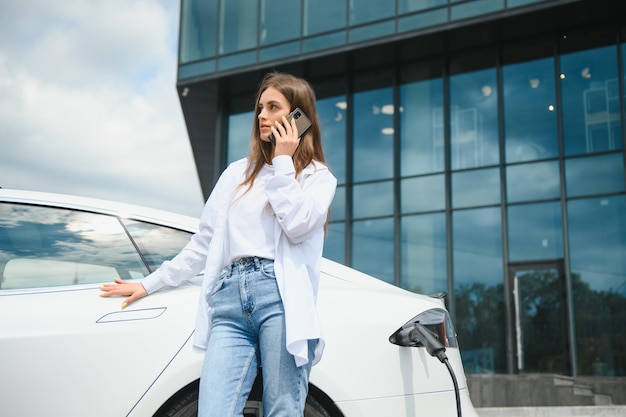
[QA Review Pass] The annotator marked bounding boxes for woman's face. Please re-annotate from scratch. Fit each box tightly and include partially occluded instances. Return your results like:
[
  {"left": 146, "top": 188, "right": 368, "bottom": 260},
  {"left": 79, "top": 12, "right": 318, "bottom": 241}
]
[{"left": 258, "top": 86, "right": 291, "bottom": 143}]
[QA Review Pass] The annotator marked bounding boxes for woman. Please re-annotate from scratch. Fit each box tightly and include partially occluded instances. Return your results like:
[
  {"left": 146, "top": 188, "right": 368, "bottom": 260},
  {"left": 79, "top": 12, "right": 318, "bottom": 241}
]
[{"left": 100, "top": 72, "right": 337, "bottom": 417}]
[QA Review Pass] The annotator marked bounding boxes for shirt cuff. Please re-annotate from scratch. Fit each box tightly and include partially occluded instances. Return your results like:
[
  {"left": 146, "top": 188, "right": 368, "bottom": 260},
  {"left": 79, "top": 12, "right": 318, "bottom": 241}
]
[
  {"left": 272, "top": 155, "right": 296, "bottom": 175},
  {"left": 141, "top": 271, "right": 166, "bottom": 294}
]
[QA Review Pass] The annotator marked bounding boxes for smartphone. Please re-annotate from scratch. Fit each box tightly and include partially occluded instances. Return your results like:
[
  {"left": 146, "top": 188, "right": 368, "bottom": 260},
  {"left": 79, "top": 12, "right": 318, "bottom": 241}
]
[{"left": 268, "top": 107, "right": 312, "bottom": 145}]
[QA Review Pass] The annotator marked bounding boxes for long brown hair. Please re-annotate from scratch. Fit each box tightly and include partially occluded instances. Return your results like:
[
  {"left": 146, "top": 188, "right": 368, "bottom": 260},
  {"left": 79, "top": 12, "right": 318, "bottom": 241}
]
[{"left": 241, "top": 72, "right": 326, "bottom": 190}]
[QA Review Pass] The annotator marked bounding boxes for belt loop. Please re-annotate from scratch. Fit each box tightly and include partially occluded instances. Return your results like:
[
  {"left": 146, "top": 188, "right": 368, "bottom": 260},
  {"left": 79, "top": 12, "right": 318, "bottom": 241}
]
[{"left": 253, "top": 256, "right": 261, "bottom": 270}]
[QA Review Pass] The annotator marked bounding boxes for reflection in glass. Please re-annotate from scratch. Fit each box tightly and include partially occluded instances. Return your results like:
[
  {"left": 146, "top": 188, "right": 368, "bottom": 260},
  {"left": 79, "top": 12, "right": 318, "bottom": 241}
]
[
  {"left": 449, "top": 68, "right": 500, "bottom": 169},
  {"left": 353, "top": 181, "right": 394, "bottom": 219},
  {"left": 180, "top": 0, "right": 218, "bottom": 63},
  {"left": 401, "top": 213, "right": 447, "bottom": 295},
  {"left": 567, "top": 195, "right": 626, "bottom": 376},
  {"left": 401, "top": 175, "right": 445, "bottom": 213},
  {"left": 261, "top": 0, "right": 301, "bottom": 45},
  {"left": 452, "top": 168, "right": 500, "bottom": 208},
  {"left": 324, "top": 222, "right": 346, "bottom": 264},
  {"left": 503, "top": 57, "right": 558, "bottom": 163},
  {"left": 219, "top": 0, "right": 258, "bottom": 54},
  {"left": 512, "top": 267, "right": 567, "bottom": 374},
  {"left": 506, "top": 161, "right": 560, "bottom": 203},
  {"left": 453, "top": 207, "right": 505, "bottom": 373},
  {"left": 122, "top": 220, "right": 193, "bottom": 271},
  {"left": 453, "top": 207, "right": 503, "bottom": 287},
  {"left": 228, "top": 112, "right": 253, "bottom": 163},
  {"left": 560, "top": 46, "right": 622, "bottom": 156},
  {"left": 507, "top": 202, "right": 563, "bottom": 261},
  {"left": 400, "top": 77, "right": 444, "bottom": 175},
  {"left": 565, "top": 153, "right": 625, "bottom": 197},
  {"left": 304, "top": 0, "right": 347, "bottom": 36},
  {"left": 353, "top": 218, "right": 394, "bottom": 284},
  {"left": 353, "top": 86, "right": 394, "bottom": 181},
  {"left": 318, "top": 95, "right": 347, "bottom": 184},
  {"left": 0, "top": 204, "right": 148, "bottom": 289}
]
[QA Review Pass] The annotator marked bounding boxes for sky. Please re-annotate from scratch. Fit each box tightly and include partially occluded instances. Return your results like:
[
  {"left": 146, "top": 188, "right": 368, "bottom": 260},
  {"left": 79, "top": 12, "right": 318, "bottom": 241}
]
[{"left": 0, "top": 0, "right": 204, "bottom": 217}]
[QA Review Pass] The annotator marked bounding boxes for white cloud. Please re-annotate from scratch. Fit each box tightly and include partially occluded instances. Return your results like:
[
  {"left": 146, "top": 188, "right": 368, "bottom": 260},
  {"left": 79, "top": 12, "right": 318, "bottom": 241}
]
[{"left": 0, "top": 0, "right": 204, "bottom": 217}]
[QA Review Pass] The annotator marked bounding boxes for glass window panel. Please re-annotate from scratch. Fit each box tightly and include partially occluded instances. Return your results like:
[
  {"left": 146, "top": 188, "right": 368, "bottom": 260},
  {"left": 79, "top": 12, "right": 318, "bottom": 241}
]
[
  {"left": 219, "top": 0, "right": 258, "bottom": 54},
  {"left": 353, "top": 181, "right": 394, "bottom": 219},
  {"left": 508, "top": 0, "right": 545, "bottom": 7},
  {"left": 259, "top": 41, "right": 300, "bottom": 62},
  {"left": 0, "top": 204, "right": 148, "bottom": 289},
  {"left": 318, "top": 95, "right": 347, "bottom": 184},
  {"left": 398, "top": 8, "right": 448, "bottom": 33},
  {"left": 400, "top": 77, "right": 445, "bottom": 176},
  {"left": 353, "top": 218, "right": 395, "bottom": 284},
  {"left": 122, "top": 220, "right": 193, "bottom": 271},
  {"left": 399, "top": 0, "right": 448, "bottom": 14},
  {"left": 452, "top": 168, "right": 500, "bottom": 208},
  {"left": 353, "top": 86, "right": 394, "bottom": 181},
  {"left": 180, "top": 0, "right": 218, "bottom": 63},
  {"left": 623, "top": 43, "right": 626, "bottom": 128},
  {"left": 449, "top": 68, "right": 500, "bottom": 169},
  {"left": 453, "top": 207, "right": 506, "bottom": 373},
  {"left": 503, "top": 57, "right": 558, "bottom": 163},
  {"left": 260, "top": 0, "right": 301, "bottom": 45},
  {"left": 401, "top": 213, "right": 447, "bottom": 295},
  {"left": 560, "top": 45, "right": 622, "bottom": 156},
  {"left": 565, "top": 153, "right": 625, "bottom": 197},
  {"left": 349, "top": 0, "right": 395, "bottom": 25},
  {"left": 228, "top": 112, "right": 254, "bottom": 163},
  {"left": 330, "top": 185, "right": 346, "bottom": 222},
  {"left": 218, "top": 51, "right": 257, "bottom": 71},
  {"left": 178, "top": 60, "right": 216, "bottom": 80},
  {"left": 349, "top": 20, "right": 395, "bottom": 43},
  {"left": 304, "top": 0, "right": 347, "bottom": 36},
  {"left": 451, "top": 0, "right": 504, "bottom": 20},
  {"left": 567, "top": 195, "right": 626, "bottom": 376},
  {"left": 506, "top": 161, "right": 560, "bottom": 203},
  {"left": 401, "top": 175, "right": 445, "bottom": 213},
  {"left": 507, "top": 202, "right": 563, "bottom": 261},
  {"left": 324, "top": 222, "right": 346, "bottom": 264},
  {"left": 303, "top": 31, "right": 347, "bottom": 53}
]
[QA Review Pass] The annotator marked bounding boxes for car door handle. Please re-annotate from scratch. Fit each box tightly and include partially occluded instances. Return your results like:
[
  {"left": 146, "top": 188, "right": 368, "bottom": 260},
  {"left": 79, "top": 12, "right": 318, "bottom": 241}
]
[{"left": 96, "top": 307, "right": 167, "bottom": 323}]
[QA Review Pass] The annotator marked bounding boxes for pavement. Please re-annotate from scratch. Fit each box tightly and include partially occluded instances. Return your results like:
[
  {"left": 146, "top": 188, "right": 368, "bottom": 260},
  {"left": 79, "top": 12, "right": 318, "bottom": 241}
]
[{"left": 476, "top": 406, "right": 626, "bottom": 416}]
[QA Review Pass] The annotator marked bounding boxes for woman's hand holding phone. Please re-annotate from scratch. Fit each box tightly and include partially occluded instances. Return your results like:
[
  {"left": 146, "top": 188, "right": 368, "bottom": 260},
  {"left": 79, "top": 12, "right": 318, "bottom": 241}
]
[
  {"left": 269, "top": 107, "right": 312, "bottom": 157},
  {"left": 271, "top": 115, "right": 300, "bottom": 157}
]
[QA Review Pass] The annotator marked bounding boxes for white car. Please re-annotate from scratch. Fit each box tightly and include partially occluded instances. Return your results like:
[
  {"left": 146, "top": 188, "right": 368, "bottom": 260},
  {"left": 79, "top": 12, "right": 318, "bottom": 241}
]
[{"left": 0, "top": 189, "right": 478, "bottom": 417}]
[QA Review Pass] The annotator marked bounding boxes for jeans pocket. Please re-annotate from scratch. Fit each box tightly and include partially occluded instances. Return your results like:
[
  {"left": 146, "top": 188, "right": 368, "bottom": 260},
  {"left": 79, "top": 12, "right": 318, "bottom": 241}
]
[
  {"left": 210, "top": 268, "right": 229, "bottom": 295},
  {"left": 260, "top": 261, "right": 276, "bottom": 279}
]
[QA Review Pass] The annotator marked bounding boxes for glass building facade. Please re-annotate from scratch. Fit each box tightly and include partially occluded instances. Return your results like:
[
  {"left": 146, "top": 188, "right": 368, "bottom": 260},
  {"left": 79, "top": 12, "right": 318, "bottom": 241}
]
[{"left": 176, "top": 0, "right": 626, "bottom": 379}]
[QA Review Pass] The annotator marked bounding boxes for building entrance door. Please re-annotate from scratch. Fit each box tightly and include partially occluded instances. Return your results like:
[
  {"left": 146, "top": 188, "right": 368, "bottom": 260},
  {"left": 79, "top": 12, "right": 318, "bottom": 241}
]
[{"left": 508, "top": 261, "right": 570, "bottom": 374}]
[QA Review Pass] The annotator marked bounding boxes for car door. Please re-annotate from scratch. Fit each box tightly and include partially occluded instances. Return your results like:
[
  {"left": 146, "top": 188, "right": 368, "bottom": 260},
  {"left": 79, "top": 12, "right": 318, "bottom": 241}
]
[{"left": 0, "top": 201, "right": 200, "bottom": 417}]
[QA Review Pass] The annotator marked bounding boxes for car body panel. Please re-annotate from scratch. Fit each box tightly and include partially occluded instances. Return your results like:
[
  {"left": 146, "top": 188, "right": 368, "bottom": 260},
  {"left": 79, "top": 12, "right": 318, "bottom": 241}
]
[
  {"left": 0, "top": 189, "right": 478, "bottom": 417},
  {"left": 0, "top": 282, "right": 199, "bottom": 416}
]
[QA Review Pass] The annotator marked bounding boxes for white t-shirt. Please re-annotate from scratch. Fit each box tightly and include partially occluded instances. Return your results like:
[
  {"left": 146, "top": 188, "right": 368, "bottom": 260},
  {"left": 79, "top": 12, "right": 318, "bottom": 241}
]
[{"left": 227, "top": 163, "right": 275, "bottom": 262}]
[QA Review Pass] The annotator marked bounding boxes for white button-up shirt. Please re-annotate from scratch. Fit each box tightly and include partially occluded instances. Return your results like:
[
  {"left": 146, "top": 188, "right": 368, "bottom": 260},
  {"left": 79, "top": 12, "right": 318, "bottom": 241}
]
[{"left": 142, "top": 155, "right": 337, "bottom": 367}]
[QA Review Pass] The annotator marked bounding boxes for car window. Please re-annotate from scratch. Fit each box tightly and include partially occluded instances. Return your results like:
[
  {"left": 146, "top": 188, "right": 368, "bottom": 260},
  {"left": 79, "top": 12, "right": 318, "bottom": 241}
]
[
  {"left": 121, "top": 219, "right": 193, "bottom": 271},
  {"left": 0, "top": 202, "right": 149, "bottom": 289}
]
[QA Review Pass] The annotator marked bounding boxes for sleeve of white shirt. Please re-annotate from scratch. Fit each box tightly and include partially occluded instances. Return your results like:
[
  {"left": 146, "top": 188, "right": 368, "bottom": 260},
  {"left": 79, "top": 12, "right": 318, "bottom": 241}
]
[
  {"left": 141, "top": 165, "right": 232, "bottom": 294},
  {"left": 266, "top": 155, "right": 337, "bottom": 244}
]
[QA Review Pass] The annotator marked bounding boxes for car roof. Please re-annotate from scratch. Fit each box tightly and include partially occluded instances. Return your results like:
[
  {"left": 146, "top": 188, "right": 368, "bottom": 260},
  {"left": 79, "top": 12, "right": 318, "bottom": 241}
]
[{"left": 0, "top": 188, "right": 199, "bottom": 232}]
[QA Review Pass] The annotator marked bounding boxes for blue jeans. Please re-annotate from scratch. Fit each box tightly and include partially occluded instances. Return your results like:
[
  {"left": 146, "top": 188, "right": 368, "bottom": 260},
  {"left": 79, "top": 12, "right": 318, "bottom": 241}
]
[{"left": 198, "top": 257, "right": 315, "bottom": 417}]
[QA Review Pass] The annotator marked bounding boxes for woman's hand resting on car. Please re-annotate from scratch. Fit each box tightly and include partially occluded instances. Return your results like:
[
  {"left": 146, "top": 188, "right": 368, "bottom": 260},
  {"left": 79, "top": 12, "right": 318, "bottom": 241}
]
[{"left": 100, "top": 278, "right": 147, "bottom": 309}]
